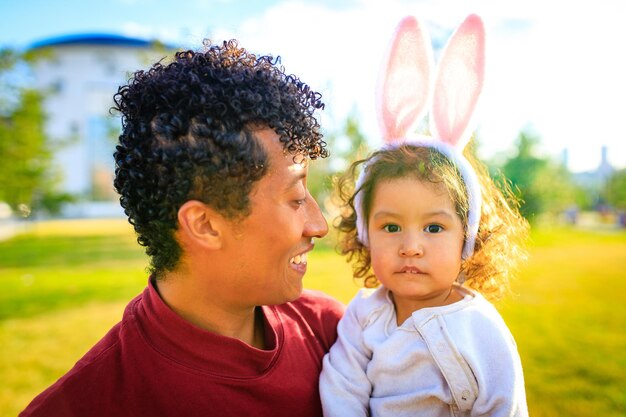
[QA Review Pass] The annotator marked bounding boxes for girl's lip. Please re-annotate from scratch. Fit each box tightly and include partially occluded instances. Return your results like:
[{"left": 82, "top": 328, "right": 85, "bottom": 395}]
[{"left": 399, "top": 265, "right": 424, "bottom": 274}]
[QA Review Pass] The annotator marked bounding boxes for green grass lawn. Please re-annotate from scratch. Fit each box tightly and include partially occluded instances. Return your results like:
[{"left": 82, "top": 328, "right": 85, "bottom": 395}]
[{"left": 1, "top": 219, "right": 625, "bottom": 416}]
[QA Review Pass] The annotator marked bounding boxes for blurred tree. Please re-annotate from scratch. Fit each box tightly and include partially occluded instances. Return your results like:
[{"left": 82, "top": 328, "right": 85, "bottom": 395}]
[
  {"left": 308, "top": 112, "right": 370, "bottom": 212},
  {"left": 604, "top": 169, "right": 626, "bottom": 210},
  {"left": 0, "top": 48, "right": 72, "bottom": 217},
  {"left": 497, "top": 129, "right": 583, "bottom": 221}
]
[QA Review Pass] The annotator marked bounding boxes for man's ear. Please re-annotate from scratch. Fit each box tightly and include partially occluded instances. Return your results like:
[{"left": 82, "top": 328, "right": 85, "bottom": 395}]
[{"left": 177, "top": 200, "right": 225, "bottom": 250}]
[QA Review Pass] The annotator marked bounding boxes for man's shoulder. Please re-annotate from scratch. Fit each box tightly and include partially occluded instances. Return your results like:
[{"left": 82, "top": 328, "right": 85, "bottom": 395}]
[
  {"left": 275, "top": 290, "right": 345, "bottom": 349},
  {"left": 20, "top": 292, "right": 146, "bottom": 417},
  {"left": 288, "top": 289, "right": 345, "bottom": 319},
  {"left": 19, "top": 321, "right": 125, "bottom": 417}
]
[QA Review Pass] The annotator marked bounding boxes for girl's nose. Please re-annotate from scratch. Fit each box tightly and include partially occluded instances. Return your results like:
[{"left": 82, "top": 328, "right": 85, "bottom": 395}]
[
  {"left": 399, "top": 234, "right": 424, "bottom": 257},
  {"left": 399, "top": 246, "right": 424, "bottom": 257}
]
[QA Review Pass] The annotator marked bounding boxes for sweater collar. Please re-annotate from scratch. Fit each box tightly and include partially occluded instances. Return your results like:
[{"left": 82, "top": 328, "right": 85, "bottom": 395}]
[{"left": 129, "top": 278, "right": 283, "bottom": 378}]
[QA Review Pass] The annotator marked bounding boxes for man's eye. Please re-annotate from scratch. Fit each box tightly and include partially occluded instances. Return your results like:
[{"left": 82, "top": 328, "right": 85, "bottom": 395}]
[
  {"left": 383, "top": 224, "right": 401, "bottom": 233},
  {"left": 425, "top": 224, "right": 443, "bottom": 233}
]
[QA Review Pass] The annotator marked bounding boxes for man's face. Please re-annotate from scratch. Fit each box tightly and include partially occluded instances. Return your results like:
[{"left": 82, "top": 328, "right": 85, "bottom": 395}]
[{"left": 217, "top": 128, "right": 328, "bottom": 306}]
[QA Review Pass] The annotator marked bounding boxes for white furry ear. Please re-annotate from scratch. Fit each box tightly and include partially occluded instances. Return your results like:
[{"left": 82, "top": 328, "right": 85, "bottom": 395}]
[
  {"left": 377, "top": 16, "right": 433, "bottom": 143},
  {"left": 359, "top": 14, "right": 486, "bottom": 257},
  {"left": 430, "top": 14, "right": 486, "bottom": 149}
]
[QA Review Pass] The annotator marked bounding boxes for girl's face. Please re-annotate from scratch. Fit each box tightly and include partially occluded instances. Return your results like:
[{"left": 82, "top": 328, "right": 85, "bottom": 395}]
[{"left": 368, "top": 176, "right": 465, "bottom": 317}]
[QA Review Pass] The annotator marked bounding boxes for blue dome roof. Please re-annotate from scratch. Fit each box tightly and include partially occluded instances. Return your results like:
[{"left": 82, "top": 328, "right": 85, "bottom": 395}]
[{"left": 30, "top": 33, "right": 172, "bottom": 49}]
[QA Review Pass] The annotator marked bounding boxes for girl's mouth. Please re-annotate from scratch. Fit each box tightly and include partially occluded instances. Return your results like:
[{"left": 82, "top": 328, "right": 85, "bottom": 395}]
[{"left": 399, "top": 265, "right": 423, "bottom": 274}]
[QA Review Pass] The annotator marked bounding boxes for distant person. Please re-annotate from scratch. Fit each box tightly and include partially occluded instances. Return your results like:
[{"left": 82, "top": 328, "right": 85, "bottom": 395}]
[
  {"left": 20, "top": 39, "right": 344, "bottom": 417},
  {"left": 564, "top": 205, "right": 579, "bottom": 225},
  {"left": 320, "top": 15, "right": 530, "bottom": 416}
]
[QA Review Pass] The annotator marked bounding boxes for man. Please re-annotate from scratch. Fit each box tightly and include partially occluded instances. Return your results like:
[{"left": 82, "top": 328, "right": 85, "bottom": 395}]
[{"left": 20, "top": 40, "right": 345, "bottom": 417}]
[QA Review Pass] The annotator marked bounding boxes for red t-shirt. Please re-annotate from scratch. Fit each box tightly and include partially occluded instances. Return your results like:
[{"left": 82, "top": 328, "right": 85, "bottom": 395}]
[{"left": 20, "top": 279, "right": 345, "bottom": 417}]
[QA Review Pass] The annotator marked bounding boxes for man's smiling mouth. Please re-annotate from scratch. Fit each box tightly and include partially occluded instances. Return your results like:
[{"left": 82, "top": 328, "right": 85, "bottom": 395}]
[{"left": 289, "top": 252, "right": 308, "bottom": 265}]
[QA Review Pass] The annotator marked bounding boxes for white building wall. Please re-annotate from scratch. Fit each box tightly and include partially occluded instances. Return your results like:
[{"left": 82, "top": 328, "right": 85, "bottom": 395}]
[{"left": 30, "top": 40, "right": 172, "bottom": 216}]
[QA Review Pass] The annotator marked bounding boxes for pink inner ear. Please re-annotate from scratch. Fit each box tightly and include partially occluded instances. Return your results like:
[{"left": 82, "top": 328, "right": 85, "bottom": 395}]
[
  {"left": 431, "top": 14, "right": 485, "bottom": 148},
  {"left": 377, "top": 16, "right": 432, "bottom": 142}
]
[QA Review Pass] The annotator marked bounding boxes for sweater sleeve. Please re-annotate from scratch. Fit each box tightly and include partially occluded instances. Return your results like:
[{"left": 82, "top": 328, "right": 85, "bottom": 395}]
[
  {"left": 458, "top": 302, "right": 529, "bottom": 417},
  {"left": 470, "top": 325, "right": 528, "bottom": 417},
  {"left": 319, "top": 292, "right": 372, "bottom": 417}
]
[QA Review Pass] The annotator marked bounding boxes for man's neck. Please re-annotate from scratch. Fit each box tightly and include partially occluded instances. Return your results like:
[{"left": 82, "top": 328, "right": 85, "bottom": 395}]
[{"left": 154, "top": 272, "right": 265, "bottom": 349}]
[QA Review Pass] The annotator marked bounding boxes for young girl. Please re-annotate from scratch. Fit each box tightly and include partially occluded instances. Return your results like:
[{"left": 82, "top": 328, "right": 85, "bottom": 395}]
[{"left": 320, "top": 15, "right": 530, "bottom": 417}]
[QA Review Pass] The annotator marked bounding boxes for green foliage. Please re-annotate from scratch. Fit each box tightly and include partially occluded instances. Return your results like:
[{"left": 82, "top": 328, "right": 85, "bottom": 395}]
[
  {"left": 0, "top": 48, "right": 17, "bottom": 71},
  {"left": 0, "top": 48, "right": 65, "bottom": 216},
  {"left": 0, "top": 89, "right": 49, "bottom": 211},
  {"left": 498, "top": 130, "right": 583, "bottom": 221},
  {"left": 37, "top": 191, "right": 76, "bottom": 214},
  {"left": 604, "top": 169, "right": 626, "bottom": 210},
  {"left": 308, "top": 113, "right": 370, "bottom": 210}
]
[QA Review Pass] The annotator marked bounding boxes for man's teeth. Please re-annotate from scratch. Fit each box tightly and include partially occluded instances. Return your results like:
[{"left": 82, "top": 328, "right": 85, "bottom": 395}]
[{"left": 290, "top": 253, "right": 308, "bottom": 265}]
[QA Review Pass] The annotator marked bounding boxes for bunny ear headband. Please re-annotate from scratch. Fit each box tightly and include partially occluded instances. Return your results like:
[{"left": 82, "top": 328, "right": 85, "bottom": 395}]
[{"left": 354, "top": 14, "right": 486, "bottom": 259}]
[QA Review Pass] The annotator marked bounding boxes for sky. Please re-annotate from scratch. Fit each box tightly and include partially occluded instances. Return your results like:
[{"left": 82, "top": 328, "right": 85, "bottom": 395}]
[{"left": 1, "top": 0, "right": 625, "bottom": 173}]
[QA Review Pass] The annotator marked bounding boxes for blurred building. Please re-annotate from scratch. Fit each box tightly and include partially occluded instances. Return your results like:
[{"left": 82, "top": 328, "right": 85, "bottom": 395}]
[
  {"left": 29, "top": 34, "right": 175, "bottom": 217},
  {"left": 570, "top": 145, "right": 615, "bottom": 190},
  {"left": 563, "top": 145, "right": 615, "bottom": 210}
]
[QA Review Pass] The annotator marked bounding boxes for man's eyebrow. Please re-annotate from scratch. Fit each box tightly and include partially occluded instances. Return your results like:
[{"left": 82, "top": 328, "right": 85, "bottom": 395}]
[{"left": 286, "top": 170, "right": 307, "bottom": 189}]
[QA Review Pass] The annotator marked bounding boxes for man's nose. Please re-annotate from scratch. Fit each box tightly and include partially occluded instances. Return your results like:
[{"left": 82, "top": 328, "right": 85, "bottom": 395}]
[{"left": 303, "top": 190, "right": 328, "bottom": 238}]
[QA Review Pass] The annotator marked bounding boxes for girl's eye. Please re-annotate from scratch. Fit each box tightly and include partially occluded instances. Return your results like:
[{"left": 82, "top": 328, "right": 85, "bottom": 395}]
[
  {"left": 425, "top": 224, "right": 443, "bottom": 233},
  {"left": 383, "top": 224, "right": 401, "bottom": 233}
]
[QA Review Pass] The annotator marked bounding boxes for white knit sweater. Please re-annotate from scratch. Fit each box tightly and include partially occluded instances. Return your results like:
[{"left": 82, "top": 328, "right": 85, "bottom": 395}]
[{"left": 320, "top": 286, "right": 528, "bottom": 417}]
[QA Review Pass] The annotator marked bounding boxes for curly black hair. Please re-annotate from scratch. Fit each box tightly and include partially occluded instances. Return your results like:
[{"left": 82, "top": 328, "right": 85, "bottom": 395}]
[{"left": 112, "top": 40, "right": 327, "bottom": 277}]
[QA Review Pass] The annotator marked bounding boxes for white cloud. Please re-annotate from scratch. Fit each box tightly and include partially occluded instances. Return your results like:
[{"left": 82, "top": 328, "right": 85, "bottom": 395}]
[{"left": 125, "top": 0, "right": 626, "bottom": 171}]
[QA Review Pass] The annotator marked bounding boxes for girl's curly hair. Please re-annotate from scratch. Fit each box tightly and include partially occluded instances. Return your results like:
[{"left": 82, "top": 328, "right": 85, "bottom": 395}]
[
  {"left": 334, "top": 143, "right": 529, "bottom": 301},
  {"left": 112, "top": 40, "right": 327, "bottom": 277}
]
